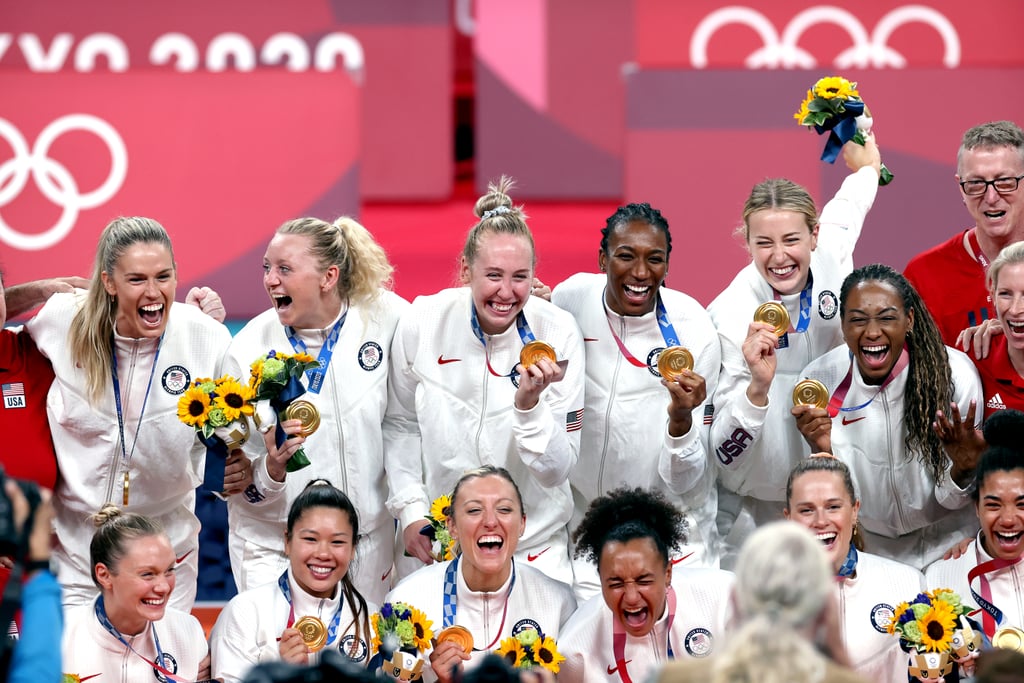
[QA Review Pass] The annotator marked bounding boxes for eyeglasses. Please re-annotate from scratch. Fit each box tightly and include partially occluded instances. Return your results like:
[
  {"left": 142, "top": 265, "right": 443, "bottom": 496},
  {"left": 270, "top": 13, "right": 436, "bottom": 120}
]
[{"left": 959, "top": 174, "right": 1024, "bottom": 196}]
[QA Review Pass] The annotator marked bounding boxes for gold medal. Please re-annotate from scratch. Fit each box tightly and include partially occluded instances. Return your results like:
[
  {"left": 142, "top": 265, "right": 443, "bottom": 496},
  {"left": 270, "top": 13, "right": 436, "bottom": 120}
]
[
  {"left": 285, "top": 400, "right": 321, "bottom": 437},
  {"left": 754, "top": 302, "right": 790, "bottom": 337},
  {"left": 123, "top": 471, "right": 130, "bottom": 506},
  {"left": 437, "top": 625, "right": 474, "bottom": 654},
  {"left": 520, "top": 340, "right": 557, "bottom": 368},
  {"left": 993, "top": 626, "right": 1024, "bottom": 651},
  {"left": 792, "top": 379, "right": 829, "bottom": 410},
  {"left": 657, "top": 346, "right": 694, "bottom": 381},
  {"left": 294, "top": 615, "right": 328, "bottom": 652}
]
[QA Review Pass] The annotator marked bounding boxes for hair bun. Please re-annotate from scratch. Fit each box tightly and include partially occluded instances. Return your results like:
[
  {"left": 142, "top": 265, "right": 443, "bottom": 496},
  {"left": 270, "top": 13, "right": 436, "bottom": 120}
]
[
  {"left": 92, "top": 503, "right": 123, "bottom": 528},
  {"left": 473, "top": 176, "right": 516, "bottom": 220}
]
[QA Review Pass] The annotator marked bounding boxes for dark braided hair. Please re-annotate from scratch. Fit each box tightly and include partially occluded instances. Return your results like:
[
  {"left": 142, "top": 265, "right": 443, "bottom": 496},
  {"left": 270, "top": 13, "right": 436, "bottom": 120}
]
[
  {"left": 839, "top": 264, "right": 952, "bottom": 480},
  {"left": 571, "top": 487, "right": 686, "bottom": 567},
  {"left": 599, "top": 203, "right": 672, "bottom": 257}
]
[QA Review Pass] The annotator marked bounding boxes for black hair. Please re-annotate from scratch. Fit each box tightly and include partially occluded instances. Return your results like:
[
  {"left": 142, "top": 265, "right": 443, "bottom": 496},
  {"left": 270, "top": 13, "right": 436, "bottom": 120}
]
[
  {"left": 972, "top": 410, "right": 1024, "bottom": 502},
  {"left": 571, "top": 487, "right": 686, "bottom": 567},
  {"left": 599, "top": 203, "right": 672, "bottom": 256}
]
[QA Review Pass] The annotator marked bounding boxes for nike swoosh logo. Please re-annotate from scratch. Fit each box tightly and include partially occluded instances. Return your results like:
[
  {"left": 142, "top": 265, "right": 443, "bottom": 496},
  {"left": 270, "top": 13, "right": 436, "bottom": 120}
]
[
  {"left": 583, "top": 338, "right": 599, "bottom": 342},
  {"left": 670, "top": 551, "right": 695, "bottom": 566},
  {"left": 175, "top": 549, "right": 194, "bottom": 564},
  {"left": 607, "top": 661, "right": 631, "bottom": 675},
  {"left": 841, "top": 416, "right": 867, "bottom": 425},
  {"left": 527, "top": 547, "right": 551, "bottom": 562},
  {"left": 437, "top": 355, "right": 461, "bottom": 364},
  {"left": 381, "top": 565, "right": 393, "bottom": 582}
]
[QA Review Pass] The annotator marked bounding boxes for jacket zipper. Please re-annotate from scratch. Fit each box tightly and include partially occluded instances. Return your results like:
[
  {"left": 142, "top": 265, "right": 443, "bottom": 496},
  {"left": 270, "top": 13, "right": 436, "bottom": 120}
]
[
  {"left": 597, "top": 317, "right": 625, "bottom": 494},
  {"left": 104, "top": 339, "right": 141, "bottom": 504}
]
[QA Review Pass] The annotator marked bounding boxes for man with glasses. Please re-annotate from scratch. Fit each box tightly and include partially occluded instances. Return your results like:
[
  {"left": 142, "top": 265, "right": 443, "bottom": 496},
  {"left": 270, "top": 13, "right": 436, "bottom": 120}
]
[{"left": 905, "top": 120, "right": 1024, "bottom": 346}]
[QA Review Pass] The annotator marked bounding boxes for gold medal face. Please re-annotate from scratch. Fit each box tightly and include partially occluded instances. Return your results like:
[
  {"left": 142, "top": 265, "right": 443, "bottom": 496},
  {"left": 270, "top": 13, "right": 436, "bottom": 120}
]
[
  {"left": 754, "top": 302, "right": 791, "bottom": 337},
  {"left": 520, "top": 340, "right": 557, "bottom": 368},
  {"left": 294, "top": 616, "right": 328, "bottom": 652},
  {"left": 437, "top": 625, "right": 474, "bottom": 654},
  {"left": 657, "top": 346, "right": 694, "bottom": 381},
  {"left": 285, "top": 400, "right": 321, "bottom": 437},
  {"left": 993, "top": 626, "right": 1024, "bottom": 651},
  {"left": 792, "top": 379, "right": 829, "bottom": 410}
]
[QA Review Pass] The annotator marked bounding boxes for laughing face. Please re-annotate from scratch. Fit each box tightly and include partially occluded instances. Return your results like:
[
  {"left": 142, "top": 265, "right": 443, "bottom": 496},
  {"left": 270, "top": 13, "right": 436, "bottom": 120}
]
[
  {"left": 746, "top": 209, "right": 819, "bottom": 296},
  {"left": 101, "top": 242, "right": 176, "bottom": 339},
  {"left": 958, "top": 145, "right": 1024, "bottom": 247},
  {"left": 285, "top": 506, "right": 355, "bottom": 599},
  {"left": 599, "top": 537, "right": 671, "bottom": 639},
  {"left": 264, "top": 232, "right": 341, "bottom": 330},
  {"left": 977, "top": 469, "right": 1024, "bottom": 561},
  {"left": 841, "top": 280, "right": 914, "bottom": 386},
  {"left": 460, "top": 232, "right": 534, "bottom": 336},
  {"left": 993, "top": 262, "right": 1024, "bottom": 354},
  {"left": 599, "top": 219, "right": 669, "bottom": 316},
  {"left": 448, "top": 474, "right": 525, "bottom": 592},
  {"left": 94, "top": 534, "right": 176, "bottom": 636},
  {"left": 785, "top": 470, "right": 860, "bottom": 572}
]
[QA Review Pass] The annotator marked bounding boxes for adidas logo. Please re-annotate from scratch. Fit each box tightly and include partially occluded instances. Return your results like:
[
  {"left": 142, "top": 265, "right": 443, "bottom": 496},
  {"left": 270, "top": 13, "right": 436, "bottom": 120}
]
[{"left": 987, "top": 393, "right": 1007, "bottom": 411}]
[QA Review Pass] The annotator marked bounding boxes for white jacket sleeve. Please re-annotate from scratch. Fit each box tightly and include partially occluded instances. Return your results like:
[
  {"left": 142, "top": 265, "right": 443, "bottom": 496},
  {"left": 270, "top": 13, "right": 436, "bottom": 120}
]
[
  {"left": 817, "top": 165, "right": 879, "bottom": 269},
  {"left": 211, "top": 595, "right": 276, "bottom": 683}
]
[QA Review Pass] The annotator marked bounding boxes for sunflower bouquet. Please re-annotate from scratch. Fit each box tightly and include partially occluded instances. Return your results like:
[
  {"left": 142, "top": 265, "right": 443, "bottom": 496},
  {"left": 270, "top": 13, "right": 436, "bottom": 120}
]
[
  {"left": 177, "top": 375, "right": 254, "bottom": 492},
  {"left": 420, "top": 494, "right": 457, "bottom": 562},
  {"left": 63, "top": 675, "right": 100, "bottom": 683},
  {"left": 794, "top": 75, "right": 893, "bottom": 186},
  {"left": 369, "top": 602, "right": 434, "bottom": 681},
  {"left": 494, "top": 627, "right": 565, "bottom": 674},
  {"left": 247, "top": 350, "right": 320, "bottom": 472},
  {"left": 887, "top": 589, "right": 979, "bottom": 681}
]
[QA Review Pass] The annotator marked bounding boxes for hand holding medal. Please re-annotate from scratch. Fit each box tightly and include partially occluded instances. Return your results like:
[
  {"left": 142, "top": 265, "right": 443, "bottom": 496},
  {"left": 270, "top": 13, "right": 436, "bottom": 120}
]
[
  {"left": 790, "top": 378, "right": 832, "bottom": 453},
  {"left": 514, "top": 341, "right": 567, "bottom": 411},
  {"left": 743, "top": 305, "right": 788, "bottom": 406}
]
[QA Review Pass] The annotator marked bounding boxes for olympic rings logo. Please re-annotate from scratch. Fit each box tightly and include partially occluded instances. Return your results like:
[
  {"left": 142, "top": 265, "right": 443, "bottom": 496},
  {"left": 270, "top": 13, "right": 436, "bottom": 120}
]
[
  {"left": 0, "top": 114, "right": 127, "bottom": 250},
  {"left": 690, "top": 5, "right": 961, "bottom": 69}
]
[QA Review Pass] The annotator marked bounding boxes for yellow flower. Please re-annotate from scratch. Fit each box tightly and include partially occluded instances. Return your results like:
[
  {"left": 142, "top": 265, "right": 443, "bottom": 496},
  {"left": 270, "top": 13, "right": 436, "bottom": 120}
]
[
  {"left": 408, "top": 605, "right": 434, "bottom": 652},
  {"left": 370, "top": 613, "right": 383, "bottom": 655},
  {"left": 177, "top": 386, "right": 211, "bottom": 427},
  {"left": 213, "top": 379, "right": 255, "bottom": 422},
  {"left": 293, "top": 352, "right": 317, "bottom": 365},
  {"left": 918, "top": 602, "right": 957, "bottom": 652},
  {"left": 813, "top": 76, "right": 858, "bottom": 100},
  {"left": 888, "top": 601, "right": 910, "bottom": 635},
  {"left": 443, "top": 537, "right": 457, "bottom": 561},
  {"left": 533, "top": 635, "right": 566, "bottom": 673},
  {"left": 430, "top": 495, "right": 452, "bottom": 523},
  {"left": 793, "top": 90, "right": 813, "bottom": 124},
  {"left": 496, "top": 637, "right": 527, "bottom": 668}
]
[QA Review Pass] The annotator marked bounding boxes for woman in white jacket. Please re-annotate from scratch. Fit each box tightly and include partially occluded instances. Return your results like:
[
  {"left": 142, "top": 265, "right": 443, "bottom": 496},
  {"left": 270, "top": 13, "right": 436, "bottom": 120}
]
[
  {"left": 794, "top": 264, "right": 982, "bottom": 568},
  {"left": 385, "top": 177, "right": 585, "bottom": 585}
]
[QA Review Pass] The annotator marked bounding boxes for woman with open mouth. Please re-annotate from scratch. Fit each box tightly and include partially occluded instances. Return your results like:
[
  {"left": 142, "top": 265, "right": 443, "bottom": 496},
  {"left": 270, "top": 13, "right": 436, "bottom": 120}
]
[
  {"left": 557, "top": 487, "right": 732, "bottom": 683},
  {"left": 211, "top": 480, "right": 373, "bottom": 681},
  {"left": 784, "top": 455, "right": 925, "bottom": 682},
  {"left": 707, "top": 138, "right": 883, "bottom": 568},
  {"left": 222, "top": 216, "right": 405, "bottom": 604},
  {"left": 550, "top": 203, "right": 721, "bottom": 598},
  {"left": 927, "top": 409, "right": 1024, "bottom": 639},
  {"left": 385, "top": 177, "right": 585, "bottom": 585},
  {"left": 385, "top": 466, "right": 576, "bottom": 683},
  {"left": 794, "top": 264, "right": 983, "bottom": 569},
  {"left": 62, "top": 504, "right": 210, "bottom": 682}
]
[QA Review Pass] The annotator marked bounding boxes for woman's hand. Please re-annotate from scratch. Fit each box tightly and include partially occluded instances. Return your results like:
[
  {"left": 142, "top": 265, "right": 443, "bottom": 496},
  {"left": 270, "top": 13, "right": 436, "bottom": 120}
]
[
  {"left": 791, "top": 404, "right": 832, "bottom": 453},
  {"left": 663, "top": 369, "right": 707, "bottom": 437},
  {"left": 222, "top": 449, "right": 253, "bottom": 496},
  {"left": 403, "top": 521, "right": 435, "bottom": 565},
  {"left": 185, "top": 286, "right": 226, "bottom": 323},
  {"left": 428, "top": 640, "right": 471, "bottom": 683},
  {"left": 942, "top": 536, "right": 973, "bottom": 561},
  {"left": 530, "top": 278, "right": 551, "bottom": 302},
  {"left": 263, "top": 419, "right": 307, "bottom": 483},
  {"left": 956, "top": 318, "right": 1003, "bottom": 360},
  {"left": 934, "top": 400, "right": 985, "bottom": 487},
  {"left": 278, "top": 628, "right": 310, "bottom": 664},
  {"left": 197, "top": 651, "right": 212, "bottom": 681},
  {"left": 841, "top": 132, "right": 882, "bottom": 177},
  {"left": 513, "top": 357, "right": 565, "bottom": 411},
  {"left": 743, "top": 322, "right": 779, "bottom": 406}
]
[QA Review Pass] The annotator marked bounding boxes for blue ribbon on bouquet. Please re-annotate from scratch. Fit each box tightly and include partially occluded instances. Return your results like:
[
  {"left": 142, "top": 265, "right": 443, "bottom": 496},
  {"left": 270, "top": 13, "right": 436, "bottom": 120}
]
[
  {"left": 197, "top": 431, "right": 230, "bottom": 493},
  {"left": 270, "top": 374, "right": 312, "bottom": 472},
  {"left": 813, "top": 99, "right": 864, "bottom": 163}
]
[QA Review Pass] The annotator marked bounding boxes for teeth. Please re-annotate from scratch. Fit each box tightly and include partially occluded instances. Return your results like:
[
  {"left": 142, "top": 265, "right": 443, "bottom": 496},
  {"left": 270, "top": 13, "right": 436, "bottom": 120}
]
[
  {"left": 1008, "top": 321, "right": 1024, "bottom": 331},
  {"left": 140, "top": 303, "right": 163, "bottom": 312},
  {"left": 625, "top": 284, "right": 650, "bottom": 294},
  {"left": 863, "top": 345, "right": 887, "bottom": 353},
  {"left": 142, "top": 598, "right": 165, "bottom": 606},
  {"left": 478, "top": 535, "right": 502, "bottom": 545},
  {"left": 309, "top": 565, "right": 334, "bottom": 577},
  {"left": 769, "top": 266, "right": 796, "bottom": 275},
  {"left": 491, "top": 303, "right": 513, "bottom": 313},
  {"left": 996, "top": 531, "right": 1023, "bottom": 541},
  {"left": 816, "top": 532, "right": 837, "bottom": 545}
]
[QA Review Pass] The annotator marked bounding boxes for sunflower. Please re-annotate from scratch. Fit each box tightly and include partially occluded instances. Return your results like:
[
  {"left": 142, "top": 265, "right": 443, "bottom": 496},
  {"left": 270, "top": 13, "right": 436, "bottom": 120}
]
[
  {"left": 370, "top": 612, "right": 383, "bottom": 655},
  {"left": 408, "top": 605, "right": 434, "bottom": 652},
  {"left": 918, "top": 602, "right": 957, "bottom": 652},
  {"left": 793, "top": 90, "right": 813, "bottom": 124},
  {"left": 532, "top": 635, "right": 566, "bottom": 673},
  {"left": 813, "top": 76, "right": 858, "bottom": 100},
  {"left": 430, "top": 494, "right": 452, "bottom": 523},
  {"left": 888, "top": 601, "right": 911, "bottom": 635},
  {"left": 248, "top": 360, "right": 264, "bottom": 391},
  {"left": 293, "top": 352, "right": 317, "bottom": 365},
  {"left": 177, "top": 386, "right": 211, "bottom": 426},
  {"left": 213, "top": 379, "right": 255, "bottom": 421},
  {"left": 496, "top": 637, "right": 527, "bottom": 668}
]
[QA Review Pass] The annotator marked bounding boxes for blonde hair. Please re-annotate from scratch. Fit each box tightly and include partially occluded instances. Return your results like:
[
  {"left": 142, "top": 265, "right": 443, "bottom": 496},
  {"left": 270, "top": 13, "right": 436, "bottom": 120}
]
[
  {"left": 461, "top": 176, "right": 535, "bottom": 270},
  {"left": 69, "top": 217, "right": 175, "bottom": 402},
  {"left": 988, "top": 241, "right": 1024, "bottom": 293},
  {"left": 739, "top": 179, "right": 818, "bottom": 241},
  {"left": 276, "top": 216, "right": 393, "bottom": 307}
]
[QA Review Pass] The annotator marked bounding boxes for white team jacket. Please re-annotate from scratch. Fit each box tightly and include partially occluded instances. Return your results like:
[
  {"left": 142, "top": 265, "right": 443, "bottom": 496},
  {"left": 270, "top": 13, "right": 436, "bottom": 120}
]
[
  {"left": 926, "top": 534, "right": 1024, "bottom": 630},
  {"left": 27, "top": 291, "right": 230, "bottom": 610},
  {"left": 211, "top": 569, "right": 377, "bottom": 682},
  {"left": 799, "top": 345, "right": 982, "bottom": 568},
  {"left": 384, "top": 288, "right": 585, "bottom": 584}
]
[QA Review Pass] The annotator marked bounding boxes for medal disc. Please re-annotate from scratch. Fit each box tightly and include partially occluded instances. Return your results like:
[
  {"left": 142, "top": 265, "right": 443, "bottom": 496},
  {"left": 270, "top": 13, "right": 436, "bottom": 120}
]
[
  {"left": 285, "top": 400, "right": 321, "bottom": 437},
  {"left": 520, "top": 340, "right": 557, "bottom": 368},
  {"left": 792, "top": 379, "right": 829, "bottom": 410},
  {"left": 437, "top": 625, "right": 474, "bottom": 654},
  {"left": 993, "top": 626, "right": 1024, "bottom": 652},
  {"left": 754, "top": 302, "right": 791, "bottom": 337},
  {"left": 657, "top": 346, "right": 694, "bottom": 381},
  {"left": 294, "top": 616, "right": 328, "bottom": 652}
]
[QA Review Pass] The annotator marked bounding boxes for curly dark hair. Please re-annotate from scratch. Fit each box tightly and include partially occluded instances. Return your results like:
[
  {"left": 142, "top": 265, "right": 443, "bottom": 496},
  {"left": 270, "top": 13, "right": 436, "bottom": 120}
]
[
  {"left": 599, "top": 203, "right": 672, "bottom": 256},
  {"left": 972, "top": 409, "right": 1024, "bottom": 501},
  {"left": 571, "top": 487, "right": 686, "bottom": 567}
]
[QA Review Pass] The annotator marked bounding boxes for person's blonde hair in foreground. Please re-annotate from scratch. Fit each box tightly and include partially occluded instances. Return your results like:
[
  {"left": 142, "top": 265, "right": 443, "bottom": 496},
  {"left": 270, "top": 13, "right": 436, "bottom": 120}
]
[{"left": 657, "top": 521, "right": 868, "bottom": 683}]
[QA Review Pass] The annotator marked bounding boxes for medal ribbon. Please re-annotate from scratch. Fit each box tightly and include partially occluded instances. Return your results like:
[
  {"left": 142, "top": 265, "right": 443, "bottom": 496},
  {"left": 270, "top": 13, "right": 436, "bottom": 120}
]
[
  {"left": 835, "top": 543, "right": 858, "bottom": 579},
  {"left": 442, "top": 556, "right": 517, "bottom": 651},
  {"left": 94, "top": 595, "right": 188, "bottom": 682},
  {"left": 967, "top": 229, "right": 991, "bottom": 270},
  {"left": 602, "top": 292, "right": 680, "bottom": 369},
  {"left": 469, "top": 306, "right": 536, "bottom": 378},
  {"left": 825, "top": 346, "right": 910, "bottom": 418},
  {"left": 111, "top": 335, "right": 163, "bottom": 503},
  {"left": 773, "top": 272, "right": 814, "bottom": 334},
  {"left": 611, "top": 586, "right": 677, "bottom": 683},
  {"left": 286, "top": 313, "right": 346, "bottom": 394},
  {"left": 968, "top": 542, "right": 1022, "bottom": 638},
  {"left": 278, "top": 570, "right": 346, "bottom": 649}
]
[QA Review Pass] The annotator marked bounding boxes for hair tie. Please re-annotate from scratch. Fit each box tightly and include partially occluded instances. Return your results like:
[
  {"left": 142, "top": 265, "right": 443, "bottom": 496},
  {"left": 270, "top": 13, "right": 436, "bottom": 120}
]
[{"left": 482, "top": 206, "right": 511, "bottom": 219}]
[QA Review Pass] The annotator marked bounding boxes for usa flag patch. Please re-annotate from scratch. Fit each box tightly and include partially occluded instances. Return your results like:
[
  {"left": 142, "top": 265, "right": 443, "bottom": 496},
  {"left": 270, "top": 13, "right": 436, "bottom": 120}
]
[
  {"left": 2, "top": 382, "right": 26, "bottom": 409},
  {"left": 565, "top": 408, "right": 584, "bottom": 432},
  {"left": 703, "top": 404, "right": 714, "bottom": 425}
]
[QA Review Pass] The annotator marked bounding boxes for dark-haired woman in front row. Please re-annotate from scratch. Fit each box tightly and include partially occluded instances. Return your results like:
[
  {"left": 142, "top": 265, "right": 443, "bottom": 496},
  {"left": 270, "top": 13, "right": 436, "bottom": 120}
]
[
  {"left": 557, "top": 488, "right": 733, "bottom": 683},
  {"left": 211, "top": 481, "right": 373, "bottom": 682}
]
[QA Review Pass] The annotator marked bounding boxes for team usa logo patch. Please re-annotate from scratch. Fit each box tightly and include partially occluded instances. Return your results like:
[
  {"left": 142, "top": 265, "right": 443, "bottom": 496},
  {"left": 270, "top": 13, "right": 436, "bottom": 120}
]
[
  {"left": 161, "top": 365, "right": 190, "bottom": 395},
  {"left": 512, "top": 618, "right": 543, "bottom": 636},
  {"left": 154, "top": 652, "right": 177, "bottom": 681},
  {"left": 2, "top": 382, "right": 26, "bottom": 409},
  {"left": 684, "top": 627, "right": 713, "bottom": 657},
  {"left": 339, "top": 635, "right": 369, "bottom": 662},
  {"left": 646, "top": 347, "right": 666, "bottom": 377},
  {"left": 358, "top": 341, "right": 383, "bottom": 371},
  {"left": 870, "top": 603, "right": 895, "bottom": 634},
  {"left": 817, "top": 290, "right": 839, "bottom": 320}
]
